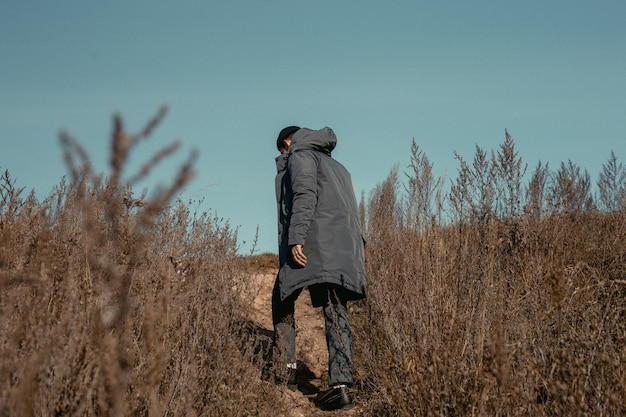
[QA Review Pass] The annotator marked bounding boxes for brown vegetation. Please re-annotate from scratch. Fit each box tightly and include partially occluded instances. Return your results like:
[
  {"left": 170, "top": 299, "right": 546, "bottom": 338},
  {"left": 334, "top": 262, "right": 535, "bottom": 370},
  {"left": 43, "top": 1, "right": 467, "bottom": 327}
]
[
  {"left": 0, "top": 109, "right": 278, "bottom": 416},
  {"left": 355, "top": 132, "right": 626, "bottom": 416},
  {"left": 1, "top": 116, "right": 625, "bottom": 416}
]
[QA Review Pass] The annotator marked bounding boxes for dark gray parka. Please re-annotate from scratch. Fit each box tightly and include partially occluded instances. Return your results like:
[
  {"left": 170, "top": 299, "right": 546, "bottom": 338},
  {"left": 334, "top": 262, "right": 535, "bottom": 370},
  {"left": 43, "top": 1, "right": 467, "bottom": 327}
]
[{"left": 275, "top": 127, "right": 367, "bottom": 305}]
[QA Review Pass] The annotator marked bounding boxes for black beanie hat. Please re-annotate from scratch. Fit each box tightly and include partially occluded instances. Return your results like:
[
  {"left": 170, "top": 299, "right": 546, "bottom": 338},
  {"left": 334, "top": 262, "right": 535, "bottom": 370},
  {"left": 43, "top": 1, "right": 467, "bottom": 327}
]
[{"left": 276, "top": 126, "right": 300, "bottom": 151}]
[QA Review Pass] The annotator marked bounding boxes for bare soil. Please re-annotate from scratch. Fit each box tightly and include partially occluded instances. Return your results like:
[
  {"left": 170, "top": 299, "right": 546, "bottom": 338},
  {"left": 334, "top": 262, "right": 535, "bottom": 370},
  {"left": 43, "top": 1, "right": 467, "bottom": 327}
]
[{"left": 248, "top": 271, "right": 360, "bottom": 416}]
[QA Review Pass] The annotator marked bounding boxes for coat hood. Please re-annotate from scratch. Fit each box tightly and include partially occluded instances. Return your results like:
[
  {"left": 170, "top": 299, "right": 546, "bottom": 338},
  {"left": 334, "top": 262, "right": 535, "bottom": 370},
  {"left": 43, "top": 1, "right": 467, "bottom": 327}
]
[
  {"left": 275, "top": 153, "right": 288, "bottom": 174},
  {"left": 289, "top": 127, "right": 337, "bottom": 155}
]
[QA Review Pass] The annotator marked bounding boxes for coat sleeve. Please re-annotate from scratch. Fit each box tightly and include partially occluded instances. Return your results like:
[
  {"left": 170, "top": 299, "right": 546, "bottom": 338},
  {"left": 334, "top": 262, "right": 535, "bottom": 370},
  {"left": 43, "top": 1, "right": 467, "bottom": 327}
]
[{"left": 286, "top": 150, "right": 318, "bottom": 246}]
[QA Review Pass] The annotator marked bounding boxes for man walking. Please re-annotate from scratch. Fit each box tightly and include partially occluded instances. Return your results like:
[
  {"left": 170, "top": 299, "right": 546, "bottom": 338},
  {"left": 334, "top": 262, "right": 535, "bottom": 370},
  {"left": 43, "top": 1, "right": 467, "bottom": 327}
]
[{"left": 271, "top": 125, "right": 367, "bottom": 411}]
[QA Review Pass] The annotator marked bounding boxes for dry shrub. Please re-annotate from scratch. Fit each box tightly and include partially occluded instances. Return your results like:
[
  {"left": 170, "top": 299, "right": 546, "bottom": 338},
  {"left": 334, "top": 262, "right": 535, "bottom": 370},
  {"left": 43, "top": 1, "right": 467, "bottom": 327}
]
[
  {"left": 354, "top": 134, "right": 626, "bottom": 416},
  {"left": 0, "top": 109, "right": 280, "bottom": 417},
  {"left": 3, "top": 121, "right": 625, "bottom": 416}
]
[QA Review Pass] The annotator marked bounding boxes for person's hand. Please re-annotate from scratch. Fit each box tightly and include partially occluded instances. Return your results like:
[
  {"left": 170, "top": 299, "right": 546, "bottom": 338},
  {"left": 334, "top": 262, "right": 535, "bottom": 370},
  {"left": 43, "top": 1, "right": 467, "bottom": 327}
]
[{"left": 291, "top": 244, "right": 307, "bottom": 267}]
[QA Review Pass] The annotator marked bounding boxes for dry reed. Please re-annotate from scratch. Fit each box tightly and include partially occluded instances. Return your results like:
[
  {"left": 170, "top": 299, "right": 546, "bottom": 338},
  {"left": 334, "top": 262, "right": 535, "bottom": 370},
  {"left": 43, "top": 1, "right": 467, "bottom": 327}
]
[
  {"left": 354, "top": 132, "right": 626, "bottom": 416},
  {"left": 1, "top": 122, "right": 625, "bottom": 416},
  {"left": 0, "top": 108, "right": 280, "bottom": 417}
]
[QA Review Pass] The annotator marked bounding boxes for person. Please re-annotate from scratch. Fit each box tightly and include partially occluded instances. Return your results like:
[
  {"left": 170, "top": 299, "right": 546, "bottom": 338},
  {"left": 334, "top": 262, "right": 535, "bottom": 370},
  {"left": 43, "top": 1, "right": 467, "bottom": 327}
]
[{"left": 270, "top": 125, "right": 367, "bottom": 411}]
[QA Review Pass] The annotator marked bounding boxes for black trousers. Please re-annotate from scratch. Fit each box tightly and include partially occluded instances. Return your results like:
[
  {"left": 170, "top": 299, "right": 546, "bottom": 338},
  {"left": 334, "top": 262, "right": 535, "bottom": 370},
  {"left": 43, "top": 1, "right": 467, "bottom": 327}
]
[{"left": 271, "top": 279, "right": 354, "bottom": 386}]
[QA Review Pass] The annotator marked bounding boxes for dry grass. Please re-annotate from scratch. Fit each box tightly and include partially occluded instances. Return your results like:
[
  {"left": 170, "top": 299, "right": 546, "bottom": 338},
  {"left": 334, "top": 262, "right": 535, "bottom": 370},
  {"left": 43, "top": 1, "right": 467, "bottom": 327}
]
[
  {"left": 1, "top": 120, "right": 625, "bottom": 416},
  {"left": 0, "top": 109, "right": 280, "bottom": 417},
  {"left": 354, "top": 135, "right": 626, "bottom": 416}
]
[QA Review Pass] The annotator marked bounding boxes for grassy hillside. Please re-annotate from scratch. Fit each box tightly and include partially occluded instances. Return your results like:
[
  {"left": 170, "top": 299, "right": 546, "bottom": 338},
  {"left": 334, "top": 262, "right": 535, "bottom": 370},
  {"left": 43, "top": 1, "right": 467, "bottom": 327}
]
[{"left": 1, "top": 115, "right": 624, "bottom": 416}]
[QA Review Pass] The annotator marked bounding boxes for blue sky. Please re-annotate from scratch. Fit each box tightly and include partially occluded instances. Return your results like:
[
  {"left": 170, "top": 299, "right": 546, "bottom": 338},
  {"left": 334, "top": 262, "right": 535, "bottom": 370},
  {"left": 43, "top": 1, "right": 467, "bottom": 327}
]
[{"left": 2, "top": 1, "right": 625, "bottom": 254}]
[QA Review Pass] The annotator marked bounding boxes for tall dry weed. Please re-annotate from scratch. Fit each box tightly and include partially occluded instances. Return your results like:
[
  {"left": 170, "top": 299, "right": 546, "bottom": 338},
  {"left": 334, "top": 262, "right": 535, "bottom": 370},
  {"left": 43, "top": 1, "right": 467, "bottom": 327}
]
[
  {"left": 0, "top": 108, "right": 280, "bottom": 417},
  {"left": 2, "top": 122, "right": 625, "bottom": 416},
  {"left": 354, "top": 131, "right": 626, "bottom": 416},
  {"left": 598, "top": 150, "right": 626, "bottom": 213}
]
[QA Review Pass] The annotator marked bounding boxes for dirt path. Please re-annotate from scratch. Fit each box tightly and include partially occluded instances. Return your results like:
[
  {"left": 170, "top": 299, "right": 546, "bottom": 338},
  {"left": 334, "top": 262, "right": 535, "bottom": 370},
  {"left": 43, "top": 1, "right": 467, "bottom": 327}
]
[{"left": 248, "top": 271, "right": 360, "bottom": 416}]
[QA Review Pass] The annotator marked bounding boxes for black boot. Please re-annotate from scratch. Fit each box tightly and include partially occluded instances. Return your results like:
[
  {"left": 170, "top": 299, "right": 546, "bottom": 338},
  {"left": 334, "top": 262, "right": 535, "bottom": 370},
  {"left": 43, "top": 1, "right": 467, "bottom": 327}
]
[{"left": 315, "top": 385, "right": 354, "bottom": 411}]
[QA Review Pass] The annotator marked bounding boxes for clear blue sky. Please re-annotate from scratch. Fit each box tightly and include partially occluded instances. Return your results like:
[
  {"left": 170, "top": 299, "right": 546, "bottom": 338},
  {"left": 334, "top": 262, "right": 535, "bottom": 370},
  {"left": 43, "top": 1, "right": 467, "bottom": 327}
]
[{"left": 2, "top": 1, "right": 625, "bottom": 254}]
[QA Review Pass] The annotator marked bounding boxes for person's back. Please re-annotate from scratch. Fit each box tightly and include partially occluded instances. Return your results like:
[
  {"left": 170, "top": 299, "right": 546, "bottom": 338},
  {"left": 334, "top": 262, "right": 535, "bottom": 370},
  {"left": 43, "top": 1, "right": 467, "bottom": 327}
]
[
  {"left": 276, "top": 127, "right": 366, "bottom": 303},
  {"left": 268, "top": 125, "right": 366, "bottom": 411}
]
